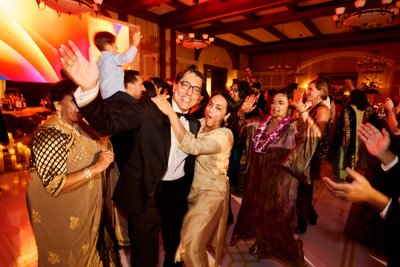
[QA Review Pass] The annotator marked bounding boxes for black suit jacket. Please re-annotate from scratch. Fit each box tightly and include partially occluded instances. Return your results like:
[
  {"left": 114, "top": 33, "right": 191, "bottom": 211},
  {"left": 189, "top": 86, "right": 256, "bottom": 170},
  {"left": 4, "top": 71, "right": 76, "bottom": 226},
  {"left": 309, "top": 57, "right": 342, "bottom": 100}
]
[
  {"left": 104, "top": 91, "right": 137, "bottom": 170},
  {"left": 381, "top": 160, "right": 400, "bottom": 267},
  {"left": 79, "top": 93, "right": 200, "bottom": 215}
]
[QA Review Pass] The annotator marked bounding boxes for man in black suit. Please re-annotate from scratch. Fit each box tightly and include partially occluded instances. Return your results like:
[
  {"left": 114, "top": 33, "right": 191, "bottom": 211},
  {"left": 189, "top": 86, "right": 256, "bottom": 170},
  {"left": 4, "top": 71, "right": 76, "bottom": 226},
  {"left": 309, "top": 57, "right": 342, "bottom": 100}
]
[
  {"left": 60, "top": 42, "right": 204, "bottom": 267},
  {"left": 324, "top": 123, "right": 399, "bottom": 266},
  {"left": 245, "top": 82, "right": 266, "bottom": 118}
]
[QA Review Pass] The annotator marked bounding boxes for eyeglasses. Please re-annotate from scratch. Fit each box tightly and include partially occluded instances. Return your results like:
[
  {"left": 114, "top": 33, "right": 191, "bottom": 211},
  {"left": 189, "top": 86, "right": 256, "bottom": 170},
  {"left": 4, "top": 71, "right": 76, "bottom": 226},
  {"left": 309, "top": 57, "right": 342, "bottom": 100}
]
[{"left": 179, "top": 80, "right": 202, "bottom": 95}]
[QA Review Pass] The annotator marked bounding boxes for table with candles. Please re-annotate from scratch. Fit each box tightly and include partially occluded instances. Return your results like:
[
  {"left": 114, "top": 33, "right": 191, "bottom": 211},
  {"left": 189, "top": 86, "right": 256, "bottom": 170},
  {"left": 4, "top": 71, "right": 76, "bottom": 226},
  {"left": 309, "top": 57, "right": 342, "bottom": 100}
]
[{"left": 0, "top": 132, "right": 31, "bottom": 173}]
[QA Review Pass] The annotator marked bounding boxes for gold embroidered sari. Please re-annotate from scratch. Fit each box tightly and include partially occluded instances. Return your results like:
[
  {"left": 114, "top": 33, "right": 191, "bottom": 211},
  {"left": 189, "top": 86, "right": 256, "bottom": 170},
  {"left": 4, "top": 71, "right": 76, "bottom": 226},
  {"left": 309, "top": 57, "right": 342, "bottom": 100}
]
[{"left": 26, "top": 116, "right": 106, "bottom": 267}]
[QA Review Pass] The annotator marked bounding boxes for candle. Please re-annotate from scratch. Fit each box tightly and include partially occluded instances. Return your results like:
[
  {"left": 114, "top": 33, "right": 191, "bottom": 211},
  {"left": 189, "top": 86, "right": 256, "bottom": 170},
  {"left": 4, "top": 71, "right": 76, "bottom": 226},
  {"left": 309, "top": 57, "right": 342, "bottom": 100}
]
[
  {"left": 11, "top": 154, "right": 22, "bottom": 170},
  {"left": 24, "top": 148, "right": 31, "bottom": 166},
  {"left": 9, "top": 148, "right": 15, "bottom": 155},
  {"left": 7, "top": 132, "right": 13, "bottom": 143},
  {"left": 0, "top": 150, "right": 4, "bottom": 173},
  {"left": 17, "top": 142, "right": 24, "bottom": 157}
]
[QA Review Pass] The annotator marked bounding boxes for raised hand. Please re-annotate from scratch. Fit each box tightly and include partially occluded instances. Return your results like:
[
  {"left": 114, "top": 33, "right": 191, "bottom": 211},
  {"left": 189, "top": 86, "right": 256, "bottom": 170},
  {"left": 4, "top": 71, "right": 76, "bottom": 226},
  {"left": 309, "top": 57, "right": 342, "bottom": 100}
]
[
  {"left": 240, "top": 94, "right": 257, "bottom": 114},
  {"left": 59, "top": 40, "right": 99, "bottom": 91},
  {"left": 358, "top": 123, "right": 390, "bottom": 159},
  {"left": 132, "top": 31, "right": 142, "bottom": 48},
  {"left": 383, "top": 97, "right": 394, "bottom": 112},
  {"left": 151, "top": 94, "right": 174, "bottom": 117}
]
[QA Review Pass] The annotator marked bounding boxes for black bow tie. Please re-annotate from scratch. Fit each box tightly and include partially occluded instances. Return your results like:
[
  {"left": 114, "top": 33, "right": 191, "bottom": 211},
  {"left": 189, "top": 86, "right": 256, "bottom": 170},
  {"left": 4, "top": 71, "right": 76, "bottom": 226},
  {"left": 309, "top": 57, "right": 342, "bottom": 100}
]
[{"left": 176, "top": 112, "right": 190, "bottom": 120}]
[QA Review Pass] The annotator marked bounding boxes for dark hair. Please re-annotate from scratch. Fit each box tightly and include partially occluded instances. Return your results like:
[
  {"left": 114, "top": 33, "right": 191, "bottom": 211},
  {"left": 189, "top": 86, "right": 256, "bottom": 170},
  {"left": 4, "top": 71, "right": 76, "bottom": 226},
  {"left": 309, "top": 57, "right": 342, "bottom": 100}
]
[
  {"left": 50, "top": 78, "right": 78, "bottom": 111},
  {"left": 237, "top": 81, "right": 252, "bottom": 102},
  {"left": 175, "top": 65, "right": 206, "bottom": 97},
  {"left": 124, "top": 70, "right": 140, "bottom": 87},
  {"left": 268, "top": 85, "right": 295, "bottom": 116},
  {"left": 94, "top": 31, "right": 116, "bottom": 52},
  {"left": 252, "top": 82, "right": 261, "bottom": 90},
  {"left": 350, "top": 89, "right": 368, "bottom": 111},
  {"left": 210, "top": 91, "right": 238, "bottom": 130},
  {"left": 147, "top": 77, "right": 165, "bottom": 90},
  {"left": 142, "top": 80, "right": 157, "bottom": 98}
]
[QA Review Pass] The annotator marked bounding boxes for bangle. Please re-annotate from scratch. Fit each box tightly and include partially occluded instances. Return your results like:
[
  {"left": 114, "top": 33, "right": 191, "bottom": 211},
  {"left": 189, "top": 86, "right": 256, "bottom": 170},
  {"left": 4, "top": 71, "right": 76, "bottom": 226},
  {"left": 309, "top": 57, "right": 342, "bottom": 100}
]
[{"left": 83, "top": 168, "right": 93, "bottom": 180}]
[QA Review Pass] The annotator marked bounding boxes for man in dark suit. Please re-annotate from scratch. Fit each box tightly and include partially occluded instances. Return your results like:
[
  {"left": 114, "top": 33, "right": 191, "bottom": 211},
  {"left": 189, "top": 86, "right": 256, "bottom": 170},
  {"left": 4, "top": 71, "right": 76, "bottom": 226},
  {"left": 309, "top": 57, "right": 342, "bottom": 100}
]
[
  {"left": 245, "top": 82, "right": 266, "bottom": 118},
  {"left": 324, "top": 123, "right": 399, "bottom": 266},
  {"left": 60, "top": 42, "right": 204, "bottom": 267}
]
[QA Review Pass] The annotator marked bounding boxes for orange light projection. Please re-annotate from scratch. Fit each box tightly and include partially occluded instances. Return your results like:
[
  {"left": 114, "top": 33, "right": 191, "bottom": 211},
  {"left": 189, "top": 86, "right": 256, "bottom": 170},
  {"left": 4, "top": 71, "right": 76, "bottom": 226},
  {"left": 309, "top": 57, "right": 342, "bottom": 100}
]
[{"left": 0, "top": 0, "right": 130, "bottom": 83}]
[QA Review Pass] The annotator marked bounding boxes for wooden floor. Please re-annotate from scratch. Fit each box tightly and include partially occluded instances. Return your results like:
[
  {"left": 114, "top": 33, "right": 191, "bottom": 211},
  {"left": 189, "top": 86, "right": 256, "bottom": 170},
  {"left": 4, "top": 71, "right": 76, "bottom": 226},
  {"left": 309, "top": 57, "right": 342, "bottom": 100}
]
[{"left": 0, "top": 169, "right": 386, "bottom": 267}]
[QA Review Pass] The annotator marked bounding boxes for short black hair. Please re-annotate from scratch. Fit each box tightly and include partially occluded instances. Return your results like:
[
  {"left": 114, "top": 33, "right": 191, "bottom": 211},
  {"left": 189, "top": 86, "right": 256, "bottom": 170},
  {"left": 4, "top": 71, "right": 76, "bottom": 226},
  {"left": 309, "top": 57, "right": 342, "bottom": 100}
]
[
  {"left": 94, "top": 31, "right": 116, "bottom": 52},
  {"left": 124, "top": 70, "right": 140, "bottom": 87},
  {"left": 50, "top": 79, "right": 78, "bottom": 111}
]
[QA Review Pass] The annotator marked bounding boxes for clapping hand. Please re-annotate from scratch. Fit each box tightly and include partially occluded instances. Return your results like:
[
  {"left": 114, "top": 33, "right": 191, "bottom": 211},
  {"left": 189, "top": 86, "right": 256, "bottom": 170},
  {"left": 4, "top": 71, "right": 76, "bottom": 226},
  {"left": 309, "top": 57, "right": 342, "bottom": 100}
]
[
  {"left": 323, "top": 168, "right": 373, "bottom": 202},
  {"left": 358, "top": 123, "right": 390, "bottom": 159},
  {"left": 59, "top": 41, "right": 99, "bottom": 91}
]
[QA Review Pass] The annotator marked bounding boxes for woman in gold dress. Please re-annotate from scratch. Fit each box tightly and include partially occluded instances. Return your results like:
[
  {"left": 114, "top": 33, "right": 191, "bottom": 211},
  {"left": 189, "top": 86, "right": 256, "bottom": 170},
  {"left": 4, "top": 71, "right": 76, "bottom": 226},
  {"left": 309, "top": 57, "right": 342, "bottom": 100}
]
[
  {"left": 152, "top": 91, "right": 235, "bottom": 267},
  {"left": 26, "top": 78, "right": 115, "bottom": 266}
]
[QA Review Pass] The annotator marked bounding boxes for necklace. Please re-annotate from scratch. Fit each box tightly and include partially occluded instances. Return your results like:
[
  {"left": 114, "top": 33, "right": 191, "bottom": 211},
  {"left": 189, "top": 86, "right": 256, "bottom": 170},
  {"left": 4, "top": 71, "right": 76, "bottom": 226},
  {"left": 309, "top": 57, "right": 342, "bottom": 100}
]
[{"left": 253, "top": 115, "right": 292, "bottom": 154}]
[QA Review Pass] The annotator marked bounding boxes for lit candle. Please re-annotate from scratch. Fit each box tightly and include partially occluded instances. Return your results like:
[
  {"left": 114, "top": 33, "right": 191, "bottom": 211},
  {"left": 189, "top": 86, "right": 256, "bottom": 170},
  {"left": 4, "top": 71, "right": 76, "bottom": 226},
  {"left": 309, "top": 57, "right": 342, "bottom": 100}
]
[
  {"left": 8, "top": 148, "right": 16, "bottom": 155},
  {"left": 7, "top": 132, "right": 13, "bottom": 143},
  {"left": 11, "top": 154, "right": 22, "bottom": 170},
  {"left": 24, "top": 148, "right": 31, "bottom": 165},
  {"left": 0, "top": 150, "right": 4, "bottom": 173},
  {"left": 17, "top": 142, "right": 24, "bottom": 157}
]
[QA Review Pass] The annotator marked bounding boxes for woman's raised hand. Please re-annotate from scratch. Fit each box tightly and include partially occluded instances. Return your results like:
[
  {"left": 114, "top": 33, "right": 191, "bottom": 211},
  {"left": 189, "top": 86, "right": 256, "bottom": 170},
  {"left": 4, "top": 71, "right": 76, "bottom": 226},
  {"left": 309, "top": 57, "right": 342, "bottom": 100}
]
[
  {"left": 151, "top": 94, "right": 174, "bottom": 117},
  {"left": 241, "top": 95, "right": 256, "bottom": 114},
  {"left": 59, "top": 41, "right": 99, "bottom": 91}
]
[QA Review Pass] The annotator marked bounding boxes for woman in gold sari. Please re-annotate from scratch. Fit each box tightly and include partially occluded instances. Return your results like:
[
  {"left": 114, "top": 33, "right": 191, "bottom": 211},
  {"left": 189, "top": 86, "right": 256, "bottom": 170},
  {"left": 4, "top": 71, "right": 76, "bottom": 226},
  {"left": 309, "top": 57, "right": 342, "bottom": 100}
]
[{"left": 26, "top": 78, "right": 115, "bottom": 266}]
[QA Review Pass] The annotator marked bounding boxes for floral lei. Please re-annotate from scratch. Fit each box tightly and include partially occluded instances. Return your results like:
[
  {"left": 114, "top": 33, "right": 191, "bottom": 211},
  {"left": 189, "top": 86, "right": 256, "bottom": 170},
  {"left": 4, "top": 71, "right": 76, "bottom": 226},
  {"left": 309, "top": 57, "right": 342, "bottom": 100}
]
[{"left": 253, "top": 115, "right": 292, "bottom": 154}]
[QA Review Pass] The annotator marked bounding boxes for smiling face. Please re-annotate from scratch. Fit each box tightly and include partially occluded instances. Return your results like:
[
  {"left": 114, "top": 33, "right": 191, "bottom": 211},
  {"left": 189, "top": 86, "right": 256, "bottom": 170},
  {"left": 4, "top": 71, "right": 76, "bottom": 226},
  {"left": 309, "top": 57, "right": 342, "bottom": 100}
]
[
  {"left": 204, "top": 94, "right": 230, "bottom": 130},
  {"left": 269, "top": 93, "right": 289, "bottom": 120},
  {"left": 306, "top": 81, "right": 322, "bottom": 103},
  {"left": 55, "top": 94, "right": 82, "bottom": 124},
  {"left": 172, "top": 71, "right": 202, "bottom": 113},
  {"left": 229, "top": 83, "right": 240, "bottom": 102}
]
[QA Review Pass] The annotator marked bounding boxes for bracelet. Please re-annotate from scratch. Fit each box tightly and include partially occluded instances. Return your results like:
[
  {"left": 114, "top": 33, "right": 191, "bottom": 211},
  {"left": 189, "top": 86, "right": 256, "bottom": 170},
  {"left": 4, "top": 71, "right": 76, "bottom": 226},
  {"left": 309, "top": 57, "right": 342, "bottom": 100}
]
[{"left": 83, "top": 168, "right": 93, "bottom": 180}]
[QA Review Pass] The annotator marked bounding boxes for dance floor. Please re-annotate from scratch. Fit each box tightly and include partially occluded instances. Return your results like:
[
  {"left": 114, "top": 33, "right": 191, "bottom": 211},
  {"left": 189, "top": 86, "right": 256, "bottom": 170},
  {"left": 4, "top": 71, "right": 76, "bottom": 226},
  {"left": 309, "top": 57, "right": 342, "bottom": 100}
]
[{"left": 0, "top": 169, "right": 386, "bottom": 267}]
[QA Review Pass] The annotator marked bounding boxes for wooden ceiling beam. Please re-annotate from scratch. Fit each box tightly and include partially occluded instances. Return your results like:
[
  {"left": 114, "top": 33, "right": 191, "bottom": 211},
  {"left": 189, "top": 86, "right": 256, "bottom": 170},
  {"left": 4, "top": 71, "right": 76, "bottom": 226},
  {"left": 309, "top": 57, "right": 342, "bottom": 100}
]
[
  {"left": 231, "top": 32, "right": 262, "bottom": 45},
  {"left": 207, "top": 1, "right": 350, "bottom": 35},
  {"left": 301, "top": 19, "right": 323, "bottom": 39},
  {"left": 263, "top": 26, "right": 291, "bottom": 42},
  {"left": 165, "top": 0, "right": 190, "bottom": 11},
  {"left": 241, "top": 27, "right": 400, "bottom": 55},
  {"left": 160, "top": 0, "right": 292, "bottom": 28}
]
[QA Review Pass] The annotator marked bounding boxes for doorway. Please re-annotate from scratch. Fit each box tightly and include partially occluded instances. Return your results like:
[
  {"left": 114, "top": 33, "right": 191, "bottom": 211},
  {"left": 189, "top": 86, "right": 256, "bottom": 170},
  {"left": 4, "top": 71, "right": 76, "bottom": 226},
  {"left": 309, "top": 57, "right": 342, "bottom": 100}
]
[{"left": 203, "top": 64, "right": 228, "bottom": 95}]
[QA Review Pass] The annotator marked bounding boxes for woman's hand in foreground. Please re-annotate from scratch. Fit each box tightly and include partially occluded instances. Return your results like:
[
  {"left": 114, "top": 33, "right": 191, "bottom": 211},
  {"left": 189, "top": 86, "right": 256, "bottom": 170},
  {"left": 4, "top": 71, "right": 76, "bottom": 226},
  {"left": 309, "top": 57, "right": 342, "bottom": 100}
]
[{"left": 151, "top": 94, "right": 174, "bottom": 117}]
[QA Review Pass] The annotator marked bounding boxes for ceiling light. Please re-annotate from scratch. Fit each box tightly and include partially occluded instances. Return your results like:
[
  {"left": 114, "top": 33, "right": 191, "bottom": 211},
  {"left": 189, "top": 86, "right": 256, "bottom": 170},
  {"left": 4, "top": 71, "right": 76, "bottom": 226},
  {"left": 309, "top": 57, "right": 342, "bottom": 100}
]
[
  {"left": 35, "top": 0, "right": 103, "bottom": 18},
  {"left": 333, "top": 0, "right": 400, "bottom": 29},
  {"left": 175, "top": 0, "right": 214, "bottom": 49}
]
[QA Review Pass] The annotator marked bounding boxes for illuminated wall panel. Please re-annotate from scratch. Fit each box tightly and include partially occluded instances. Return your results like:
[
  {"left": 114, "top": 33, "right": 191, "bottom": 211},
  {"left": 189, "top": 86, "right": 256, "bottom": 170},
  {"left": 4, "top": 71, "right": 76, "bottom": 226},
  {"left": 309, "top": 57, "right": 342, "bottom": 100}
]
[{"left": 0, "top": 0, "right": 132, "bottom": 83}]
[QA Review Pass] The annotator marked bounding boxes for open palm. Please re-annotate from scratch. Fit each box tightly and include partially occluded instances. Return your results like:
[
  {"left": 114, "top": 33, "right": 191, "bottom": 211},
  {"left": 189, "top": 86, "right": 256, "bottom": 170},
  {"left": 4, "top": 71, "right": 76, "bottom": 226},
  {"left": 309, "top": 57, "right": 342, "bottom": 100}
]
[{"left": 59, "top": 40, "right": 99, "bottom": 91}]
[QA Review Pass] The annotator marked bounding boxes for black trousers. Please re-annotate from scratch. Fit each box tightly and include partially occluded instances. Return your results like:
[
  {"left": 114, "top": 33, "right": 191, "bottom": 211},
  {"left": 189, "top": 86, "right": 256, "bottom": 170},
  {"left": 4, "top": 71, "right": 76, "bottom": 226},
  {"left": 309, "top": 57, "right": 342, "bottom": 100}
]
[
  {"left": 128, "top": 196, "right": 161, "bottom": 267},
  {"left": 155, "top": 178, "right": 189, "bottom": 267}
]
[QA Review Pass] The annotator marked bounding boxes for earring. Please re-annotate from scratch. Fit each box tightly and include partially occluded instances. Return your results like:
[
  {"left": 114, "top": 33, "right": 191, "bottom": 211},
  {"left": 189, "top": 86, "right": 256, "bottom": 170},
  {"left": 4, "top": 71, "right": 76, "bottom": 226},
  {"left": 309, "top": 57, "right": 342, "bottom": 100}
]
[{"left": 56, "top": 109, "right": 62, "bottom": 119}]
